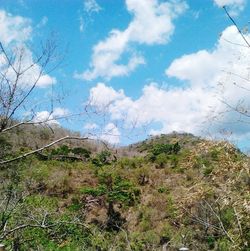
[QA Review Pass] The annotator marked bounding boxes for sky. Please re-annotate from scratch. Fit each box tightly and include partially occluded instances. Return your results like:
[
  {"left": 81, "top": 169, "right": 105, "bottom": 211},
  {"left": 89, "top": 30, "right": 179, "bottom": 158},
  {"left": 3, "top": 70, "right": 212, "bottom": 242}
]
[{"left": 1, "top": 0, "right": 250, "bottom": 149}]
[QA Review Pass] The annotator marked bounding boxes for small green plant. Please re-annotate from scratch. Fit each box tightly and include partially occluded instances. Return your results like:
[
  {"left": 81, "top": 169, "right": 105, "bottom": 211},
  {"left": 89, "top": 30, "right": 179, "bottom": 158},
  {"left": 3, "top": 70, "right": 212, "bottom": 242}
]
[
  {"left": 92, "top": 150, "right": 112, "bottom": 167},
  {"left": 203, "top": 166, "right": 214, "bottom": 176},
  {"left": 155, "top": 153, "right": 168, "bottom": 168},
  {"left": 210, "top": 149, "right": 220, "bottom": 161},
  {"left": 157, "top": 186, "right": 169, "bottom": 194}
]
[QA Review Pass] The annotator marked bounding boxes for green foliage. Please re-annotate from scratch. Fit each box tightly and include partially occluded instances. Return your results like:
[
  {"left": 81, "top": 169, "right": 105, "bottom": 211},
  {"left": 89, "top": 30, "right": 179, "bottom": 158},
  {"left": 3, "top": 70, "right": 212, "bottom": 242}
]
[
  {"left": 217, "top": 238, "right": 231, "bottom": 251},
  {"left": 92, "top": 150, "right": 111, "bottom": 167},
  {"left": 67, "top": 197, "right": 82, "bottom": 212},
  {"left": 155, "top": 153, "right": 168, "bottom": 168},
  {"left": 130, "top": 230, "right": 160, "bottom": 249},
  {"left": 160, "top": 222, "right": 174, "bottom": 245},
  {"left": 81, "top": 175, "right": 140, "bottom": 206},
  {"left": 206, "top": 236, "right": 216, "bottom": 249},
  {"left": 71, "top": 147, "right": 91, "bottom": 158},
  {"left": 157, "top": 186, "right": 169, "bottom": 194},
  {"left": 169, "top": 154, "right": 179, "bottom": 168},
  {"left": 1, "top": 131, "right": 249, "bottom": 250},
  {"left": 151, "top": 142, "right": 180, "bottom": 156},
  {"left": 51, "top": 145, "right": 70, "bottom": 156},
  {"left": 50, "top": 145, "right": 91, "bottom": 160},
  {"left": 203, "top": 165, "right": 214, "bottom": 176},
  {"left": 165, "top": 195, "right": 177, "bottom": 218},
  {"left": 220, "top": 207, "right": 235, "bottom": 229},
  {"left": 148, "top": 142, "right": 181, "bottom": 165},
  {"left": 193, "top": 155, "right": 211, "bottom": 169},
  {"left": 210, "top": 148, "right": 220, "bottom": 161},
  {"left": 119, "top": 156, "right": 143, "bottom": 169},
  {"left": 25, "top": 195, "right": 58, "bottom": 210},
  {"left": 80, "top": 185, "right": 106, "bottom": 197},
  {"left": 108, "top": 176, "right": 140, "bottom": 205}
]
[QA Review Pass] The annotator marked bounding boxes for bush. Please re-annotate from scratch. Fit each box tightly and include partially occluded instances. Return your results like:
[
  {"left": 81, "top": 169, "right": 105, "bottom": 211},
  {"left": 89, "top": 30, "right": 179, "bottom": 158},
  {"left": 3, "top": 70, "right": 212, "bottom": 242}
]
[
  {"left": 71, "top": 147, "right": 91, "bottom": 158},
  {"left": 92, "top": 150, "right": 112, "bottom": 167},
  {"left": 148, "top": 142, "right": 181, "bottom": 163}
]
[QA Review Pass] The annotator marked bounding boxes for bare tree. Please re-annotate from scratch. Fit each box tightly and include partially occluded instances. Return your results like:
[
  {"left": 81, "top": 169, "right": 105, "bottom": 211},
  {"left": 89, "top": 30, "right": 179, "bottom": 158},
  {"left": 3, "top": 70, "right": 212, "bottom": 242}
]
[
  {"left": 0, "top": 39, "right": 57, "bottom": 132},
  {"left": 0, "top": 35, "right": 97, "bottom": 168}
]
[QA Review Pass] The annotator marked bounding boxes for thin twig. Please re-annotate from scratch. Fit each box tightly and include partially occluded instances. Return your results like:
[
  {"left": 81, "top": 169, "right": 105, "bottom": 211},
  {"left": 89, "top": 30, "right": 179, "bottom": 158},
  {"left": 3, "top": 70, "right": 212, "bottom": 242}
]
[{"left": 223, "top": 6, "right": 250, "bottom": 48}]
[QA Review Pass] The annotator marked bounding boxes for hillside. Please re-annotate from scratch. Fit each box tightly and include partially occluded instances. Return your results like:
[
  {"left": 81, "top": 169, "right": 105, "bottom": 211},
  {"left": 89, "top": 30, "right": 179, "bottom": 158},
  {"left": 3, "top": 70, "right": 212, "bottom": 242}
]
[{"left": 0, "top": 129, "right": 249, "bottom": 250}]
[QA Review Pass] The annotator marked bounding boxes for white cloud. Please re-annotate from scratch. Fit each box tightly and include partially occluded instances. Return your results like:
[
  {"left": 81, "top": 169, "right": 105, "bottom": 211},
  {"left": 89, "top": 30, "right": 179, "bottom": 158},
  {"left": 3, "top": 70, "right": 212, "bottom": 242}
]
[
  {"left": 33, "top": 108, "right": 69, "bottom": 125},
  {"left": 37, "top": 74, "right": 57, "bottom": 88},
  {"left": 84, "top": 122, "right": 99, "bottom": 130},
  {"left": 0, "top": 11, "right": 56, "bottom": 88},
  {"left": 0, "top": 9, "right": 32, "bottom": 45},
  {"left": 88, "top": 82, "right": 126, "bottom": 109},
  {"left": 52, "top": 107, "right": 69, "bottom": 117},
  {"left": 87, "top": 26, "right": 250, "bottom": 138},
  {"left": 214, "top": 0, "right": 246, "bottom": 15},
  {"left": 166, "top": 25, "right": 250, "bottom": 90},
  {"left": 88, "top": 83, "right": 212, "bottom": 135},
  {"left": 84, "top": 0, "right": 101, "bottom": 14},
  {"left": 100, "top": 123, "right": 121, "bottom": 144},
  {"left": 166, "top": 25, "right": 250, "bottom": 135},
  {"left": 1, "top": 45, "right": 57, "bottom": 88},
  {"left": 76, "top": 0, "right": 187, "bottom": 80}
]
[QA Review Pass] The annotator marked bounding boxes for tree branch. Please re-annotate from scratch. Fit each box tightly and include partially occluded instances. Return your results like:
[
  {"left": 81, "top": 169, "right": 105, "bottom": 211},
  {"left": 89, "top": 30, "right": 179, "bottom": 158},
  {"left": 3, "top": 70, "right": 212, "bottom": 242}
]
[
  {"left": 223, "top": 6, "right": 250, "bottom": 48},
  {"left": 0, "top": 136, "right": 89, "bottom": 165}
]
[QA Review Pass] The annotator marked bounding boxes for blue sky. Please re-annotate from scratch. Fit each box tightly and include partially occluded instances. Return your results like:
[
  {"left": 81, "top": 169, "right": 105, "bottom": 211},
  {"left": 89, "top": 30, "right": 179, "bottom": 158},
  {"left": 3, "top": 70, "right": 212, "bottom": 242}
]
[{"left": 1, "top": 0, "right": 250, "bottom": 149}]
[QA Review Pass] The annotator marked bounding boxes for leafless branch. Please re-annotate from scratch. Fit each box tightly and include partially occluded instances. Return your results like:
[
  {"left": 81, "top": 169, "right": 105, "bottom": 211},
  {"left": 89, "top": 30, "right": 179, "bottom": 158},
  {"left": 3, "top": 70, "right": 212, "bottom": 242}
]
[
  {"left": 203, "top": 200, "right": 234, "bottom": 243},
  {"left": 223, "top": 6, "right": 250, "bottom": 48}
]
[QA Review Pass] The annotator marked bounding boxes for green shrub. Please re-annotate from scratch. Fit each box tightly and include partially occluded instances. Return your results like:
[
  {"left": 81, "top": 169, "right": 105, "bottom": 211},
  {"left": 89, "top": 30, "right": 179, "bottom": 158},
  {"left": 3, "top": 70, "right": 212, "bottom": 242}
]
[
  {"left": 81, "top": 175, "right": 140, "bottom": 207},
  {"left": 155, "top": 153, "right": 168, "bottom": 168},
  {"left": 71, "top": 147, "right": 91, "bottom": 158},
  {"left": 203, "top": 166, "right": 214, "bottom": 176},
  {"left": 220, "top": 207, "right": 235, "bottom": 229},
  {"left": 158, "top": 186, "right": 169, "bottom": 194},
  {"left": 51, "top": 145, "right": 70, "bottom": 156},
  {"left": 92, "top": 150, "right": 112, "bottom": 167},
  {"left": 216, "top": 237, "right": 231, "bottom": 251},
  {"left": 151, "top": 142, "right": 180, "bottom": 156}
]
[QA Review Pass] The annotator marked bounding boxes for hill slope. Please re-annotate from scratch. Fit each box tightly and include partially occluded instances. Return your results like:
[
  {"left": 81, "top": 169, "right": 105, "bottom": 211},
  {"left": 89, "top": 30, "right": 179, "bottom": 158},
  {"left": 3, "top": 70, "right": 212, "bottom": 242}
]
[{"left": 0, "top": 131, "right": 249, "bottom": 250}]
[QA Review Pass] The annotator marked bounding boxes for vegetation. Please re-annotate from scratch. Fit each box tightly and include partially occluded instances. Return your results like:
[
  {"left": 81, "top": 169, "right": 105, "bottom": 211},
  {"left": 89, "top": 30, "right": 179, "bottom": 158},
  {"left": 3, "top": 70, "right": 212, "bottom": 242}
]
[{"left": 0, "top": 129, "right": 249, "bottom": 250}]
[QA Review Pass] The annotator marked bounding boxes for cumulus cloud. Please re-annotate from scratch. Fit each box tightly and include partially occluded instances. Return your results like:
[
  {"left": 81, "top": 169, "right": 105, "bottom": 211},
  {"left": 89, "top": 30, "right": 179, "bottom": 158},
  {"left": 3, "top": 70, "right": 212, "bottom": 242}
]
[
  {"left": 0, "top": 9, "right": 32, "bottom": 46},
  {"left": 37, "top": 75, "right": 57, "bottom": 88},
  {"left": 88, "top": 82, "right": 126, "bottom": 109},
  {"left": 214, "top": 0, "right": 246, "bottom": 15},
  {"left": 99, "top": 123, "right": 121, "bottom": 144},
  {"left": 87, "top": 26, "right": 250, "bottom": 138},
  {"left": 0, "top": 44, "right": 57, "bottom": 88},
  {"left": 166, "top": 25, "right": 250, "bottom": 90},
  {"left": 0, "top": 10, "right": 56, "bottom": 88},
  {"left": 166, "top": 25, "right": 250, "bottom": 135},
  {"left": 33, "top": 108, "right": 69, "bottom": 125},
  {"left": 88, "top": 83, "right": 213, "bottom": 135},
  {"left": 76, "top": 0, "right": 187, "bottom": 80}
]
